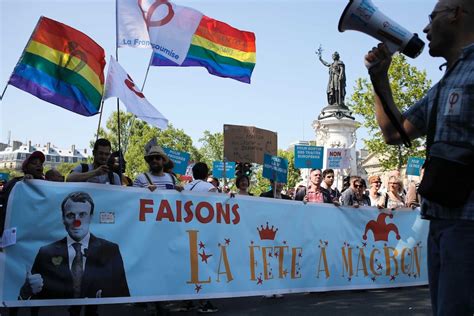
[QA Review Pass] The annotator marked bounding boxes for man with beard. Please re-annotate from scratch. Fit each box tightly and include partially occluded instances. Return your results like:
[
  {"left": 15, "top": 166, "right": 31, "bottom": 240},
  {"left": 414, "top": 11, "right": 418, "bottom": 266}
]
[
  {"left": 365, "top": 1, "right": 474, "bottom": 313},
  {"left": 67, "top": 138, "right": 121, "bottom": 185},
  {"left": 133, "top": 145, "right": 180, "bottom": 191}
]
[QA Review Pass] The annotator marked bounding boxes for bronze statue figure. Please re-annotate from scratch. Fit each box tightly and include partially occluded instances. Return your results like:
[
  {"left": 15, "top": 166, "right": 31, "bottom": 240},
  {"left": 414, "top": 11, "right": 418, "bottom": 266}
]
[{"left": 317, "top": 46, "right": 346, "bottom": 106}]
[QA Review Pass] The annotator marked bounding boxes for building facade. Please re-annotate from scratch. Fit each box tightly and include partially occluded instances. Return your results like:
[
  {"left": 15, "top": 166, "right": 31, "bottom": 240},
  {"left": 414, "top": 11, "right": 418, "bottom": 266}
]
[{"left": 0, "top": 140, "right": 89, "bottom": 170}]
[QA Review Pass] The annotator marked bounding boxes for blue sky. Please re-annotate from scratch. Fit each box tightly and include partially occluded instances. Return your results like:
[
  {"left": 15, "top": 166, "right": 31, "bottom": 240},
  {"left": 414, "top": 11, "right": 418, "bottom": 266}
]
[{"left": 0, "top": 0, "right": 443, "bottom": 152}]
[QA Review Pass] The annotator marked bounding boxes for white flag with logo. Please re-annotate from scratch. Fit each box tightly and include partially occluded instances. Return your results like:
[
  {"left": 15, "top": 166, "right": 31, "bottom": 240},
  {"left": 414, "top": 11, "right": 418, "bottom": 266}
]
[
  {"left": 117, "top": 0, "right": 203, "bottom": 65},
  {"left": 104, "top": 57, "right": 168, "bottom": 130}
]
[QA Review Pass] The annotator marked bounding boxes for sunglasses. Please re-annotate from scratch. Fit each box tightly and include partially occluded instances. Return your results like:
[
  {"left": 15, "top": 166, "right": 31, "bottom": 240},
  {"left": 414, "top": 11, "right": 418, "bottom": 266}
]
[
  {"left": 354, "top": 184, "right": 363, "bottom": 188},
  {"left": 147, "top": 155, "right": 163, "bottom": 161}
]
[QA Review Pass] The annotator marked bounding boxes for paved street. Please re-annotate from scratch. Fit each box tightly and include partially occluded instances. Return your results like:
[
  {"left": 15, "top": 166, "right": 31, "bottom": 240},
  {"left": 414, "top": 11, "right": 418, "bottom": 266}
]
[{"left": 4, "top": 286, "right": 432, "bottom": 316}]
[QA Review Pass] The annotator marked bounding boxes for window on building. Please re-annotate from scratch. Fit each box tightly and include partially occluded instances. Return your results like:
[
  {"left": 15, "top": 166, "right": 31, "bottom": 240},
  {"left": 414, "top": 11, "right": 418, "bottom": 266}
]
[
  {"left": 46, "top": 155, "right": 51, "bottom": 162},
  {"left": 55, "top": 156, "right": 60, "bottom": 162},
  {"left": 73, "top": 157, "right": 78, "bottom": 163},
  {"left": 64, "top": 157, "right": 69, "bottom": 163}
]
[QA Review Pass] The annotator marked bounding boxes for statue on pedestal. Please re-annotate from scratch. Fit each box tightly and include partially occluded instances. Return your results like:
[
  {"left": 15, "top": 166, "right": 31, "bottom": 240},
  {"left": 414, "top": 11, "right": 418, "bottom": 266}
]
[{"left": 316, "top": 46, "right": 346, "bottom": 106}]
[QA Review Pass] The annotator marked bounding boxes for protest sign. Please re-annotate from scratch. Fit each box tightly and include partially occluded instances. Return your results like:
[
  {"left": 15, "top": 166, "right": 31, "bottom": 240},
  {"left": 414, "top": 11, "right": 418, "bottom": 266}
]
[
  {"left": 223, "top": 125, "right": 277, "bottom": 164},
  {"left": 212, "top": 161, "right": 236, "bottom": 179},
  {"left": 262, "top": 153, "right": 288, "bottom": 183},
  {"left": 163, "top": 147, "right": 190, "bottom": 175},
  {"left": 326, "top": 148, "right": 350, "bottom": 169},
  {"left": 0, "top": 172, "right": 9, "bottom": 182},
  {"left": 294, "top": 145, "right": 324, "bottom": 169},
  {"left": 406, "top": 157, "right": 425, "bottom": 176},
  {"left": 1, "top": 181, "right": 428, "bottom": 307}
]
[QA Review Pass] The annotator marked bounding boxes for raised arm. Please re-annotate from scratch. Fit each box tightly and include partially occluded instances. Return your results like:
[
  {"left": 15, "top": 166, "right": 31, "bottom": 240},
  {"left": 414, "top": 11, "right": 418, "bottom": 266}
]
[{"left": 365, "top": 44, "right": 422, "bottom": 145}]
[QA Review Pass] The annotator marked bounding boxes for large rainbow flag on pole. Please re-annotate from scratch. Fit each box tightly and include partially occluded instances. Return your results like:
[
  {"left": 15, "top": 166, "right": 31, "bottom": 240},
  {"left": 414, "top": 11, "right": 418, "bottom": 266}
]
[
  {"left": 151, "top": 16, "right": 256, "bottom": 84},
  {"left": 8, "top": 16, "right": 106, "bottom": 116}
]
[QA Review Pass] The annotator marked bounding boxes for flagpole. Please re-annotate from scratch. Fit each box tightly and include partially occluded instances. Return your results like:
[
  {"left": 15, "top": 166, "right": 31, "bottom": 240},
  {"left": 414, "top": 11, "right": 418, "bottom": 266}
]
[
  {"left": 96, "top": 99, "right": 105, "bottom": 142},
  {"left": 115, "top": 0, "right": 124, "bottom": 183},
  {"left": 0, "top": 84, "right": 8, "bottom": 100},
  {"left": 141, "top": 52, "right": 154, "bottom": 92}
]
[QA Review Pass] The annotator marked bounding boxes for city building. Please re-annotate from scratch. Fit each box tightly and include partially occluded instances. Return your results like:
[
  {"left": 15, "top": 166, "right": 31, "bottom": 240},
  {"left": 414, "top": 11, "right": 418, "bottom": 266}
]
[{"left": 0, "top": 140, "right": 89, "bottom": 170}]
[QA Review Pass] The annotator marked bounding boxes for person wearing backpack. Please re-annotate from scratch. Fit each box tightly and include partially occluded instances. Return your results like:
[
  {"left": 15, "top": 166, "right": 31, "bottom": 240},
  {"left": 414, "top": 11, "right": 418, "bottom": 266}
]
[{"left": 67, "top": 138, "right": 121, "bottom": 185}]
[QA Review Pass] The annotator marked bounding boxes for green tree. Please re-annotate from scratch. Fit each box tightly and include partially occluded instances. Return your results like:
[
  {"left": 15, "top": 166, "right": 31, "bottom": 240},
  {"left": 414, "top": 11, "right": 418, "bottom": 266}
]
[
  {"left": 55, "top": 162, "right": 79, "bottom": 176},
  {"left": 347, "top": 54, "right": 431, "bottom": 171},
  {"left": 198, "top": 131, "right": 223, "bottom": 167},
  {"left": 92, "top": 111, "right": 201, "bottom": 178}
]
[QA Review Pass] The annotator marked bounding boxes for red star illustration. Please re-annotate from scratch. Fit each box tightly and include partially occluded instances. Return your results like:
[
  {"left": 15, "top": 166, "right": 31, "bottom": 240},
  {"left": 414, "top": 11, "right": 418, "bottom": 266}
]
[
  {"left": 348, "top": 277, "right": 352, "bottom": 281},
  {"left": 324, "top": 241, "right": 328, "bottom": 246},
  {"left": 371, "top": 277, "right": 376, "bottom": 282},
  {"left": 413, "top": 274, "right": 417, "bottom": 279},
  {"left": 390, "top": 275, "right": 396, "bottom": 281},
  {"left": 199, "top": 241, "right": 205, "bottom": 249},
  {"left": 275, "top": 252, "right": 279, "bottom": 257},
  {"left": 269, "top": 252, "right": 273, "bottom": 257},
  {"left": 195, "top": 284, "right": 202, "bottom": 293},
  {"left": 251, "top": 240, "right": 254, "bottom": 245},
  {"left": 225, "top": 238, "right": 231, "bottom": 245},
  {"left": 283, "top": 241, "right": 287, "bottom": 245},
  {"left": 362, "top": 242, "right": 367, "bottom": 247},
  {"left": 377, "top": 264, "right": 383, "bottom": 270},
  {"left": 199, "top": 250, "right": 213, "bottom": 263},
  {"left": 257, "top": 276, "right": 263, "bottom": 285},
  {"left": 298, "top": 252, "right": 302, "bottom": 257}
]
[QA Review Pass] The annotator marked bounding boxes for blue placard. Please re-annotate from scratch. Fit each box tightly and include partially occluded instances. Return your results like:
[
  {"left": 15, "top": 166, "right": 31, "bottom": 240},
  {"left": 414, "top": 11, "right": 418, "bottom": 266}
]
[
  {"left": 0, "top": 172, "right": 9, "bottom": 182},
  {"left": 406, "top": 157, "right": 425, "bottom": 176},
  {"left": 262, "top": 153, "right": 288, "bottom": 183},
  {"left": 163, "top": 148, "right": 190, "bottom": 175},
  {"left": 212, "top": 161, "right": 236, "bottom": 179},
  {"left": 294, "top": 145, "right": 324, "bottom": 169}
]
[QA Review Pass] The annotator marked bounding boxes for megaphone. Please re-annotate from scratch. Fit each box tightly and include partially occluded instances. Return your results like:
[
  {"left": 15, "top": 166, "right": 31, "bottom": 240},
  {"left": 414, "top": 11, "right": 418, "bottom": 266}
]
[{"left": 338, "top": 0, "right": 424, "bottom": 58}]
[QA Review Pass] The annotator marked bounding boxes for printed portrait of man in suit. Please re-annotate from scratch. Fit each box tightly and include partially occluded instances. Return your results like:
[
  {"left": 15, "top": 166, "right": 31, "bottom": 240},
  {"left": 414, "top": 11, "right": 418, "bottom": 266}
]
[{"left": 19, "top": 191, "right": 130, "bottom": 299}]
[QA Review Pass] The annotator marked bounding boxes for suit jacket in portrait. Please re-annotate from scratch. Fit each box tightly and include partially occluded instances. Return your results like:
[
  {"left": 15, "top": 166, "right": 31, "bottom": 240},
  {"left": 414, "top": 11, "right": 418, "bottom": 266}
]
[{"left": 25, "top": 234, "right": 130, "bottom": 299}]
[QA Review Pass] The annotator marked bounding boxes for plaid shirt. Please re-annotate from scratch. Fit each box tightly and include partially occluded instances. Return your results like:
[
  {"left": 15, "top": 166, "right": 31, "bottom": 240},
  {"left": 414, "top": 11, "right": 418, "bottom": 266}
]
[{"left": 404, "top": 43, "right": 474, "bottom": 221}]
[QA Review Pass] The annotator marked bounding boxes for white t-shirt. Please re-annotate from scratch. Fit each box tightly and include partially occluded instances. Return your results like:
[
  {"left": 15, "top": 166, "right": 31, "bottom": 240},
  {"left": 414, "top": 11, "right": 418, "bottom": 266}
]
[
  {"left": 184, "top": 180, "right": 217, "bottom": 193},
  {"left": 133, "top": 172, "right": 175, "bottom": 190}
]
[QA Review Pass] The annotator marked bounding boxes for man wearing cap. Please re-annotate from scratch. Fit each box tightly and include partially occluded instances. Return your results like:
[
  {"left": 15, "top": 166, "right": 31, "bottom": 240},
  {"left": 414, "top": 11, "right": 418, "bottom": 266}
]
[
  {"left": 133, "top": 145, "right": 179, "bottom": 191},
  {"left": 67, "top": 138, "right": 121, "bottom": 185},
  {"left": 1, "top": 151, "right": 45, "bottom": 234}
]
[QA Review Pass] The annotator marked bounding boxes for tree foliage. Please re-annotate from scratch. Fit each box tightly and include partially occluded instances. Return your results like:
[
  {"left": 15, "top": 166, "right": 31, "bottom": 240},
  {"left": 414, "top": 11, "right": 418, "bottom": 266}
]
[
  {"left": 92, "top": 111, "right": 201, "bottom": 178},
  {"left": 347, "top": 54, "right": 431, "bottom": 171},
  {"left": 198, "top": 131, "right": 223, "bottom": 168}
]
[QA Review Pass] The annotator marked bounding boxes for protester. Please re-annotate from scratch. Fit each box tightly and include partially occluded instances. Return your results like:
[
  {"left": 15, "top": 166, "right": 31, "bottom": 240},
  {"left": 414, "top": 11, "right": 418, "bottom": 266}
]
[
  {"left": 320, "top": 169, "right": 341, "bottom": 203},
  {"left": 406, "top": 167, "right": 424, "bottom": 209},
  {"left": 340, "top": 176, "right": 371, "bottom": 207},
  {"left": 45, "top": 168, "right": 64, "bottom": 182},
  {"left": 133, "top": 145, "right": 180, "bottom": 191},
  {"left": 260, "top": 180, "right": 291, "bottom": 200},
  {"left": 365, "top": 1, "right": 474, "bottom": 313},
  {"left": 368, "top": 175, "right": 385, "bottom": 209},
  {"left": 1, "top": 151, "right": 45, "bottom": 231},
  {"left": 109, "top": 151, "right": 132, "bottom": 186},
  {"left": 386, "top": 176, "right": 406, "bottom": 210},
  {"left": 67, "top": 138, "right": 121, "bottom": 185},
  {"left": 235, "top": 175, "right": 253, "bottom": 196},
  {"left": 207, "top": 176, "right": 222, "bottom": 193},
  {"left": 300, "top": 169, "right": 332, "bottom": 203},
  {"left": 184, "top": 162, "right": 217, "bottom": 193}
]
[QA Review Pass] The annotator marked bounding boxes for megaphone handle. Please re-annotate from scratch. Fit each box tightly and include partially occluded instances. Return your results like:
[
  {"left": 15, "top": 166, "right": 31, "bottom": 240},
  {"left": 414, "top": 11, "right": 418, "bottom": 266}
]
[{"left": 372, "top": 84, "right": 412, "bottom": 148}]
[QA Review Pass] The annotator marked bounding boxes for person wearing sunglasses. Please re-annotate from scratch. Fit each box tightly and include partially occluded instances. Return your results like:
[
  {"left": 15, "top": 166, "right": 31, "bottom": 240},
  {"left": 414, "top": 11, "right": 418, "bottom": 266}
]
[
  {"left": 365, "top": 0, "right": 474, "bottom": 314},
  {"left": 340, "top": 176, "right": 370, "bottom": 207},
  {"left": 133, "top": 145, "right": 179, "bottom": 191}
]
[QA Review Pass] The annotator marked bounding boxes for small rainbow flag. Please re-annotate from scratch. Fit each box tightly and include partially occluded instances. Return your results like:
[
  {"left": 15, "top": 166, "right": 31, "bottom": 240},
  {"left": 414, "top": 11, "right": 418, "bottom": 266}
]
[
  {"left": 8, "top": 17, "right": 106, "bottom": 116},
  {"left": 151, "top": 16, "right": 256, "bottom": 84}
]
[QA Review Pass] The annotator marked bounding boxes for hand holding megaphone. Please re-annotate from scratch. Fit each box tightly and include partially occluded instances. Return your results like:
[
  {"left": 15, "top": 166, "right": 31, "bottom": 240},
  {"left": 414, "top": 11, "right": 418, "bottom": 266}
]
[{"left": 364, "top": 43, "right": 392, "bottom": 74}]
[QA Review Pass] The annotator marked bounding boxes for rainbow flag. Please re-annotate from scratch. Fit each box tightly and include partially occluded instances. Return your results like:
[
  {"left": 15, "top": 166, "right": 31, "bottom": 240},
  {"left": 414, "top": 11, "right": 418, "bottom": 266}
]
[
  {"left": 151, "top": 16, "right": 256, "bottom": 84},
  {"left": 8, "top": 17, "right": 106, "bottom": 116}
]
